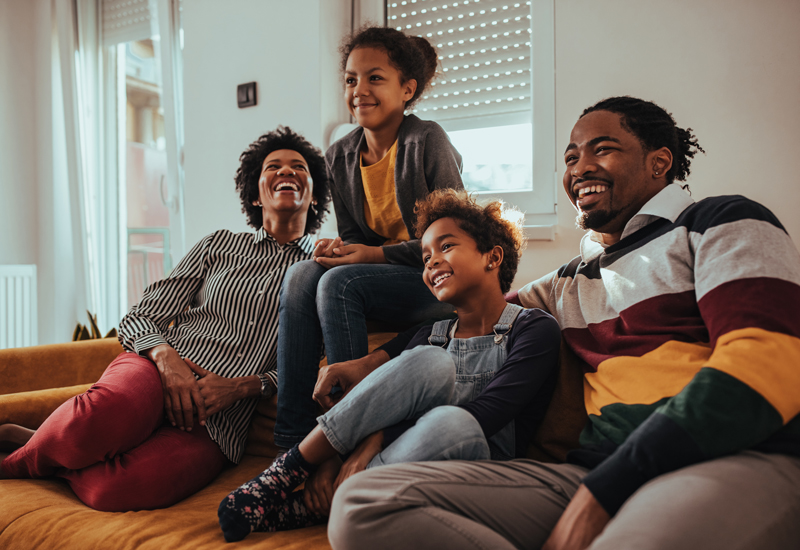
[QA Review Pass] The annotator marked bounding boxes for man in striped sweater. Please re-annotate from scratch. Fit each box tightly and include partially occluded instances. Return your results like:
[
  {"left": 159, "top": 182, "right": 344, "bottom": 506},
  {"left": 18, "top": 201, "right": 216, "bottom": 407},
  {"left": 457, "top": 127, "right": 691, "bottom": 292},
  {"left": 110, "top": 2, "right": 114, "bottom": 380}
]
[{"left": 328, "top": 97, "right": 800, "bottom": 550}]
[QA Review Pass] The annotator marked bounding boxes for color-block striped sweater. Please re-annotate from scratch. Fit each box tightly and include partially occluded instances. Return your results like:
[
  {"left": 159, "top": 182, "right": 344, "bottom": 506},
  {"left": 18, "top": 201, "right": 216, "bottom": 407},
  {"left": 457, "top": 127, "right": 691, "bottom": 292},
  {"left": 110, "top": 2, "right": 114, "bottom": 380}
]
[{"left": 518, "top": 184, "right": 800, "bottom": 515}]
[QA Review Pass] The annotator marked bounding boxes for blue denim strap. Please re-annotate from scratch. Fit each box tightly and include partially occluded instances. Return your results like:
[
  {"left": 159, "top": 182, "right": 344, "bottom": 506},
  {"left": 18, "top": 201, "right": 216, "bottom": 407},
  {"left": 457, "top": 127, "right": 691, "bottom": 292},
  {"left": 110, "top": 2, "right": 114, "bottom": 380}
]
[
  {"left": 492, "top": 303, "right": 524, "bottom": 344},
  {"left": 428, "top": 319, "right": 453, "bottom": 347}
]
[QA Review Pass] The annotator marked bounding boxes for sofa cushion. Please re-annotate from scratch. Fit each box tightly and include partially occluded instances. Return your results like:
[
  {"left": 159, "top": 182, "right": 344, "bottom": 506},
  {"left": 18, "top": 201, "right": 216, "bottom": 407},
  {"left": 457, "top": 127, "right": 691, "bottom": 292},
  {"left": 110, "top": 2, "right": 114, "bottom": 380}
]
[
  {"left": 0, "top": 454, "right": 331, "bottom": 549},
  {"left": 0, "top": 384, "right": 93, "bottom": 428},
  {"left": 0, "top": 338, "right": 123, "bottom": 395}
]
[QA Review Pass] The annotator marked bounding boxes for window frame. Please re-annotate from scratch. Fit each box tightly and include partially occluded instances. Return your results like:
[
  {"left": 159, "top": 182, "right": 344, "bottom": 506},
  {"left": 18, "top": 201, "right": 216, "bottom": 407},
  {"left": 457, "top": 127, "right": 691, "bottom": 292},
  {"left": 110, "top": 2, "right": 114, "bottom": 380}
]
[{"left": 102, "top": 0, "right": 186, "bottom": 317}]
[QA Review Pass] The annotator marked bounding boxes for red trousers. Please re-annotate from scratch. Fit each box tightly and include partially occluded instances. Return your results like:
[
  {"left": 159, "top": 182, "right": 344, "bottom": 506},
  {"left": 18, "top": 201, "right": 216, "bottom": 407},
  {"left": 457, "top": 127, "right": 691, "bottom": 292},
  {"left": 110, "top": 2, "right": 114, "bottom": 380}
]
[{"left": 2, "top": 352, "right": 226, "bottom": 512}]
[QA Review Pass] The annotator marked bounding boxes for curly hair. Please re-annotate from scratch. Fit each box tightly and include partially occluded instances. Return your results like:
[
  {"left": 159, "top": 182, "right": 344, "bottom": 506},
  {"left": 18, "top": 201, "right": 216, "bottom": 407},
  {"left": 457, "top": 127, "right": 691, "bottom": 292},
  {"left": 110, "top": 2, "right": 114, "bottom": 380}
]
[
  {"left": 234, "top": 127, "right": 330, "bottom": 234},
  {"left": 582, "top": 96, "right": 705, "bottom": 184},
  {"left": 340, "top": 26, "right": 438, "bottom": 110},
  {"left": 414, "top": 189, "right": 525, "bottom": 294}
]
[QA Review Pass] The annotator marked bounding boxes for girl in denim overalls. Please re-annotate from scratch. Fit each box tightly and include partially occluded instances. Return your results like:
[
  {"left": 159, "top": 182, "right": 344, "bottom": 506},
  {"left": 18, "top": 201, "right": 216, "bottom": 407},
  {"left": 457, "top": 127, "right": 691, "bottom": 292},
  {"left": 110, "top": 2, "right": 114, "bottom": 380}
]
[{"left": 219, "top": 190, "right": 561, "bottom": 540}]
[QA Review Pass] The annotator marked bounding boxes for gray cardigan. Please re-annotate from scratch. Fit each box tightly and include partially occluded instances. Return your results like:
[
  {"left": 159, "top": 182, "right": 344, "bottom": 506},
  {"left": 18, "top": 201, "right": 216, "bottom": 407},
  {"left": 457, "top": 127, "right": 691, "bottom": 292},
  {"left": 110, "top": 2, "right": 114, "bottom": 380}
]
[{"left": 325, "top": 115, "right": 464, "bottom": 267}]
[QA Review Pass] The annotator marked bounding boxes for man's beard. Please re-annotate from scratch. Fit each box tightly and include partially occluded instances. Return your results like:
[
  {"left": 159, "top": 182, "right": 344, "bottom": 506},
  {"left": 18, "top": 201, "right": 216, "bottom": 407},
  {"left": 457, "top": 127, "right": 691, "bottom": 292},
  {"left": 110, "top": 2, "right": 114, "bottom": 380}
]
[{"left": 575, "top": 207, "right": 622, "bottom": 231}]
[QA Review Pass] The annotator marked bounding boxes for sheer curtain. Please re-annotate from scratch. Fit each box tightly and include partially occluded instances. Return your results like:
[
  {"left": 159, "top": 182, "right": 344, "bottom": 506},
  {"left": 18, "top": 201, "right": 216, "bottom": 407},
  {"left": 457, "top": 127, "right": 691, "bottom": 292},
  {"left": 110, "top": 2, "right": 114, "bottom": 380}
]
[
  {"left": 55, "top": 0, "right": 103, "bottom": 329},
  {"left": 53, "top": 0, "right": 184, "bottom": 333}
]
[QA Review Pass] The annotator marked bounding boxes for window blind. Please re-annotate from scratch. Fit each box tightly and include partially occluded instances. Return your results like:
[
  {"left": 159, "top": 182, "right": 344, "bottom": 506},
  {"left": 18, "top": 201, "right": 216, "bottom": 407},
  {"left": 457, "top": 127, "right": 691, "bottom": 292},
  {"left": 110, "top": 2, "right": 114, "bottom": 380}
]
[
  {"left": 387, "top": 0, "right": 532, "bottom": 124},
  {"left": 102, "top": 0, "right": 183, "bottom": 47},
  {"left": 102, "top": 0, "right": 152, "bottom": 46}
]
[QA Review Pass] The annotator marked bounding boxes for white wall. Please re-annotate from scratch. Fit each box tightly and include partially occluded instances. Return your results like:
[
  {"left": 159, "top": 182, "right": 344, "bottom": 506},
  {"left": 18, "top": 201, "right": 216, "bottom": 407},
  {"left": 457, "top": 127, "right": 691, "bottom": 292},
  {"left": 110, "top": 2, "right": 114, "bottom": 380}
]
[
  {"left": 3, "top": 0, "right": 798, "bottom": 344},
  {"left": 0, "top": 0, "right": 67, "bottom": 345},
  {"left": 182, "top": 0, "right": 350, "bottom": 247},
  {"left": 514, "top": 0, "right": 800, "bottom": 288},
  {"left": 181, "top": 0, "right": 800, "bottom": 290},
  {"left": 0, "top": 0, "right": 38, "bottom": 265}
]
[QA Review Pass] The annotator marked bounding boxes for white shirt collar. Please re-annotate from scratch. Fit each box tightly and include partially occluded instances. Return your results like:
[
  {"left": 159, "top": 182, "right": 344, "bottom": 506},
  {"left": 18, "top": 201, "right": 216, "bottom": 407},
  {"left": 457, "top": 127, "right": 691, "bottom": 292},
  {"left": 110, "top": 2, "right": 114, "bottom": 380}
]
[
  {"left": 580, "top": 184, "right": 694, "bottom": 261},
  {"left": 254, "top": 227, "right": 315, "bottom": 254}
]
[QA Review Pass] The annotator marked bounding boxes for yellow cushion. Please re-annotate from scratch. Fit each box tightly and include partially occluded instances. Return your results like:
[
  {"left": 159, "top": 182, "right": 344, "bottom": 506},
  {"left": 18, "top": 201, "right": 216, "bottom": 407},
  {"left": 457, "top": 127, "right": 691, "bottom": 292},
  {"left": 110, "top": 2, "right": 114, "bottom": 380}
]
[
  {"left": 0, "top": 455, "right": 331, "bottom": 549},
  {"left": 0, "top": 338, "right": 122, "bottom": 395},
  {"left": 0, "top": 384, "right": 92, "bottom": 428}
]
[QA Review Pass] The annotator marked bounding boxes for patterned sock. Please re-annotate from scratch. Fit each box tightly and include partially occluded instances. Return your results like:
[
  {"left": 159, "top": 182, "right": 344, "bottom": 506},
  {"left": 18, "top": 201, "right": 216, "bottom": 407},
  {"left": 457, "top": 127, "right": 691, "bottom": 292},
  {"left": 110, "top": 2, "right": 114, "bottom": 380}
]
[
  {"left": 257, "top": 491, "right": 327, "bottom": 532},
  {"left": 217, "top": 445, "right": 314, "bottom": 542}
]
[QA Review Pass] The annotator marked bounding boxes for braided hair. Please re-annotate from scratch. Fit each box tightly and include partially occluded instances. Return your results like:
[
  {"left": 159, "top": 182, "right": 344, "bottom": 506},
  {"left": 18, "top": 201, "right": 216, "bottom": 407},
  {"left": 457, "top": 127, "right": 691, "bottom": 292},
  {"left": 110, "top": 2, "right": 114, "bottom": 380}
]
[
  {"left": 340, "top": 26, "right": 439, "bottom": 110},
  {"left": 582, "top": 97, "right": 705, "bottom": 185}
]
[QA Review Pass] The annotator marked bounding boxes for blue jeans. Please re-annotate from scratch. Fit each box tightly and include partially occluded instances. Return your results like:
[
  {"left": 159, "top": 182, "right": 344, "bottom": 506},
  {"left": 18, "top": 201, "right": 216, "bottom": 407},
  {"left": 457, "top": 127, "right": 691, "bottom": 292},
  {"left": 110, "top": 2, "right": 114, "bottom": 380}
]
[
  {"left": 274, "top": 261, "right": 455, "bottom": 448},
  {"left": 317, "top": 346, "right": 491, "bottom": 465}
]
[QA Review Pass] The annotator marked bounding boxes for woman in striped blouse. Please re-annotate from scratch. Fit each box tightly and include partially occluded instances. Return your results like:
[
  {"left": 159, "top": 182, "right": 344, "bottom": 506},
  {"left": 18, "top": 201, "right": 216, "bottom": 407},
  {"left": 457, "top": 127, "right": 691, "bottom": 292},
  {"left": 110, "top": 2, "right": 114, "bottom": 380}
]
[{"left": 0, "top": 127, "right": 331, "bottom": 512}]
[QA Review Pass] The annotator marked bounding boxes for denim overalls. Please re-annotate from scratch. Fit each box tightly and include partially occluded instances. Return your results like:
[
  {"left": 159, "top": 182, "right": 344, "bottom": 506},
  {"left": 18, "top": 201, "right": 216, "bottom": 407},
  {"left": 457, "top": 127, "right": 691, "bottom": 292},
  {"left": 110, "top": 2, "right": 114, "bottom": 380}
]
[{"left": 428, "top": 302, "right": 524, "bottom": 460}]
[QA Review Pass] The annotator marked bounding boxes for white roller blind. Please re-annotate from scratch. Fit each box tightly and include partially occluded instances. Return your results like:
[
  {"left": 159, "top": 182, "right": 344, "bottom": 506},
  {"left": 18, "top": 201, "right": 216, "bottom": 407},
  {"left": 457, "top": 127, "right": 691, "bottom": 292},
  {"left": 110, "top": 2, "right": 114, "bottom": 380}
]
[
  {"left": 102, "top": 0, "right": 152, "bottom": 46},
  {"left": 387, "top": 0, "right": 532, "bottom": 124}
]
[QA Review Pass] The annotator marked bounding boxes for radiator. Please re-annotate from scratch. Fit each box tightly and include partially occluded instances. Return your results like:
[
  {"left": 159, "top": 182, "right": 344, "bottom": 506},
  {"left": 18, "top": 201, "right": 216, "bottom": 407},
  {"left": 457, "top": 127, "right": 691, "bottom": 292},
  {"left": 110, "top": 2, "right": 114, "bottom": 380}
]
[{"left": 0, "top": 265, "right": 38, "bottom": 349}]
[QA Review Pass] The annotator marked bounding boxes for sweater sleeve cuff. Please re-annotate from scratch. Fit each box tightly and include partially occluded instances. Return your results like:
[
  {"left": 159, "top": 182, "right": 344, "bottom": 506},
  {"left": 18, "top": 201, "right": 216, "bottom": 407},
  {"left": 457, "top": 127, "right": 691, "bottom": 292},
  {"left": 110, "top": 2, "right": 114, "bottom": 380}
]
[
  {"left": 581, "top": 452, "right": 648, "bottom": 516},
  {"left": 581, "top": 412, "right": 706, "bottom": 516}
]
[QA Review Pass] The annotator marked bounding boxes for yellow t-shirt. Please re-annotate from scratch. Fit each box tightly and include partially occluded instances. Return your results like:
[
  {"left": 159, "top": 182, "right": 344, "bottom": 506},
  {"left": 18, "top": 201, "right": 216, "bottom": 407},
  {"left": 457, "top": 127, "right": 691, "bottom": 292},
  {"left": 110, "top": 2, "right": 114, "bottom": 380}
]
[{"left": 360, "top": 140, "right": 410, "bottom": 245}]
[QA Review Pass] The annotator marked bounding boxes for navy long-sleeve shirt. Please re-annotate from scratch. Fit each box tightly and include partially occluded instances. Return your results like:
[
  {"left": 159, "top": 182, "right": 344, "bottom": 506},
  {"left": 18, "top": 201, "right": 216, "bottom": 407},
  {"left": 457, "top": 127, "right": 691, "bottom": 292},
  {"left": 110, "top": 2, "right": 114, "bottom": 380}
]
[{"left": 377, "top": 308, "right": 561, "bottom": 457}]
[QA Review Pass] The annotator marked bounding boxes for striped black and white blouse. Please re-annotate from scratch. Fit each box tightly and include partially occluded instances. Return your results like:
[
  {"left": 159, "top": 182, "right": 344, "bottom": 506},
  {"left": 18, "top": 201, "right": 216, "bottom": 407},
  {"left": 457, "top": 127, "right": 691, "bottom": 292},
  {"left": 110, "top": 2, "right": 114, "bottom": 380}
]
[{"left": 118, "top": 227, "right": 315, "bottom": 463}]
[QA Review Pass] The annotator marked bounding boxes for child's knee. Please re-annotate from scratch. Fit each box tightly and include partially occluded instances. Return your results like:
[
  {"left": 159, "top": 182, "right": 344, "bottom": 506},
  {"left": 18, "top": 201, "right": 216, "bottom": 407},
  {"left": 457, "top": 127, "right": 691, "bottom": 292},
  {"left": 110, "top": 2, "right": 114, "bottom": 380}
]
[
  {"left": 316, "top": 265, "right": 362, "bottom": 306},
  {"left": 398, "top": 346, "right": 456, "bottom": 389},
  {"left": 403, "top": 346, "right": 454, "bottom": 374},
  {"left": 281, "top": 260, "right": 324, "bottom": 301},
  {"left": 418, "top": 406, "right": 490, "bottom": 460},
  {"left": 419, "top": 406, "right": 481, "bottom": 436}
]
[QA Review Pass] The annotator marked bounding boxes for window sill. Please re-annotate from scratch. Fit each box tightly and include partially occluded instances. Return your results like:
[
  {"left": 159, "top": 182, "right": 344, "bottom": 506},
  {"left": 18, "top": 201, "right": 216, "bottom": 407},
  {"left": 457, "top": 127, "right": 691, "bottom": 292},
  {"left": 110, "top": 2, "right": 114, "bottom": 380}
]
[{"left": 524, "top": 224, "right": 556, "bottom": 241}]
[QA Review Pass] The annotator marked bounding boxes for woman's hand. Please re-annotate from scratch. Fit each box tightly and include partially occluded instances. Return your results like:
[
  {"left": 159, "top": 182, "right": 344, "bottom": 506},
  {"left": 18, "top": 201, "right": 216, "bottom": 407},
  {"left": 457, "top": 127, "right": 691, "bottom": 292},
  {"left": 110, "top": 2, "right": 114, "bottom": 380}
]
[
  {"left": 315, "top": 244, "right": 386, "bottom": 268},
  {"left": 313, "top": 237, "right": 343, "bottom": 259},
  {"left": 147, "top": 344, "right": 207, "bottom": 431},
  {"left": 334, "top": 431, "right": 383, "bottom": 491},
  {"left": 304, "top": 455, "right": 342, "bottom": 516},
  {"left": 185, "top": 360, "right": 255, "bottom": 417}
]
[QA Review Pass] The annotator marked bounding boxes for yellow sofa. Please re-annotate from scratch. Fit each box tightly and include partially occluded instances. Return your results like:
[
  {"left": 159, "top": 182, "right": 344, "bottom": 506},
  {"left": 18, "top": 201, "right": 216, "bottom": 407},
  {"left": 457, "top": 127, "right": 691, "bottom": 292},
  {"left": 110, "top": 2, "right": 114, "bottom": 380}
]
[{"left": 0, "top": 337, "right": 586, "bottom": 549}]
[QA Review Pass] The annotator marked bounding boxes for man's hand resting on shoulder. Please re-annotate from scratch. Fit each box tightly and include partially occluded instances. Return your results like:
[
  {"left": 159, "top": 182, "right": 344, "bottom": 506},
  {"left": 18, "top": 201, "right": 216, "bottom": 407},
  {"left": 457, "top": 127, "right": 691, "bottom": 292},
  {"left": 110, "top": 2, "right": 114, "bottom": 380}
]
[{"left": 313, "top": 350, "right": 390, "bottom": 410}]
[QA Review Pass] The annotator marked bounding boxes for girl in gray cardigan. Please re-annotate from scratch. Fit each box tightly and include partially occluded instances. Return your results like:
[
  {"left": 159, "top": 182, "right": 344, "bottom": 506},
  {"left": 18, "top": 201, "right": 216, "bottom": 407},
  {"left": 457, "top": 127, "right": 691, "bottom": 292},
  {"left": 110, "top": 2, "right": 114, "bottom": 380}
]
[{"left": 274, "top": 27, "right": 464, "bottom": 454}]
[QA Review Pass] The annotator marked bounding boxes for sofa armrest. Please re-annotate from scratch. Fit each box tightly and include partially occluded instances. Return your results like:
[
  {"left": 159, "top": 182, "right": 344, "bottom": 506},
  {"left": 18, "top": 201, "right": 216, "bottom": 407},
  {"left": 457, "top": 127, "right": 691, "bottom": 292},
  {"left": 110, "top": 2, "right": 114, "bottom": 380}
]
[
  {"left": 0, "top": 384, "right": 92, "bottom": 429},
  {"left": 0, "top": 339, "right": 122, "bottom": 395}
]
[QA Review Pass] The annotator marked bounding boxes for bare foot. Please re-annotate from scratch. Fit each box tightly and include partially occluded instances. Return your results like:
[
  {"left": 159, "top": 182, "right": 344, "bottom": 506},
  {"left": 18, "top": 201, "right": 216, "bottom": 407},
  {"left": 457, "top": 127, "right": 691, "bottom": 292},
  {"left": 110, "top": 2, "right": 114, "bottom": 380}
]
[{"left": 0, "top": 424, "right": 35, "bottom": 452}]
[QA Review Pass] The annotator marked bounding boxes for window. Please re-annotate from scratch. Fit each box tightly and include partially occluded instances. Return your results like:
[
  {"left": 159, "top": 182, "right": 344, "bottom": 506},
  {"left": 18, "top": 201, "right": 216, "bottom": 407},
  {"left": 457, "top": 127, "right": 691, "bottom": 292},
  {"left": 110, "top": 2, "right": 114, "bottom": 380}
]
[
  {"left": 385, "top": 0, "right": 556, "bottom": 235},
  {"left": 102, "top": 0, "right": 185, "bottom": 311}
]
